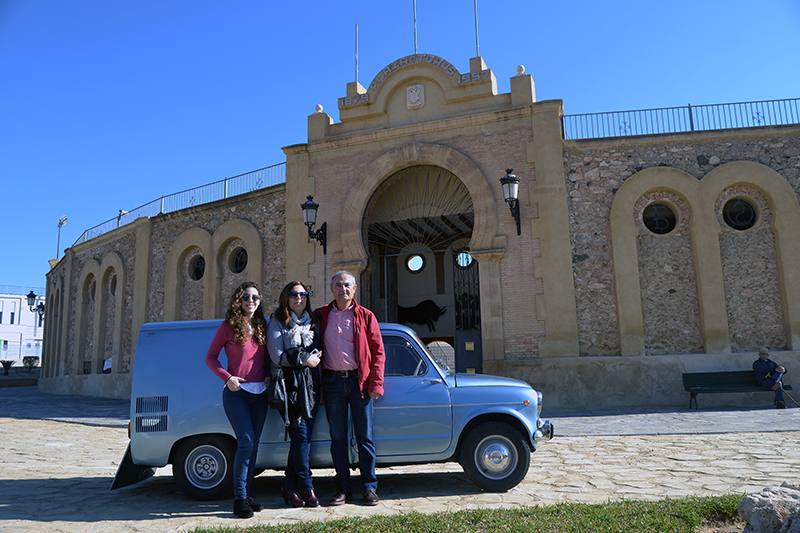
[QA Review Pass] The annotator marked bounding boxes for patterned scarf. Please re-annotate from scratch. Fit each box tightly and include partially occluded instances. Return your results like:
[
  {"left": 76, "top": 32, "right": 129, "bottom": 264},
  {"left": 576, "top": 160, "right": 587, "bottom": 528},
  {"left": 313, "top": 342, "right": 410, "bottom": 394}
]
[{"left": 287, "top": 311, "right": 314, "bottom": 348}]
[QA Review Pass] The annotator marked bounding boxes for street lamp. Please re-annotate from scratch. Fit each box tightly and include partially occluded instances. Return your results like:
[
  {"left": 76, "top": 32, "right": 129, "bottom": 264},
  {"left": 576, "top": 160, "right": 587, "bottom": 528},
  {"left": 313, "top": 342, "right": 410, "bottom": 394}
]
[
  {"left": 500, "top": 168, "right": 521, "bottom": 235},
  {"left": 300, "top": 195, "right": 327, "bottom": 255},
  {"left": 57, "top": 215, "right": 68, "bottom": 258},
  {"left": 26, "top": 290, "right": 45, "bottom": 319}
]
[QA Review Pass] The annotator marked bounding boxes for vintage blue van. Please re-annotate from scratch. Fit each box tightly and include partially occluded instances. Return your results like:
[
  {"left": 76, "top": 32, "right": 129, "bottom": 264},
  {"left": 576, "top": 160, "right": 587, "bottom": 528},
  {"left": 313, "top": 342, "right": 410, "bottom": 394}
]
[{"left": 112, "top": 320, "right": 553, "bottom": 500}]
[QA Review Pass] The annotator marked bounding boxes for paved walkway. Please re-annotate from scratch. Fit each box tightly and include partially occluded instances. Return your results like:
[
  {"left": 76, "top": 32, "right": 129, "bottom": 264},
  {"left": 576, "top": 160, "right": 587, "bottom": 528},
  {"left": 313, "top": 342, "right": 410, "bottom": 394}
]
[{"left": 1, "top": 387, "right": 798, "bottom": 532}]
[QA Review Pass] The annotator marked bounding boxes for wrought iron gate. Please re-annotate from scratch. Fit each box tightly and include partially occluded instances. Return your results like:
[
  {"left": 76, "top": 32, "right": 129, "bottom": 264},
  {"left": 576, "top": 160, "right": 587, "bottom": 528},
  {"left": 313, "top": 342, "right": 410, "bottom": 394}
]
[{"left": 452, "top": 249, "right": 482, "bottom": 373}]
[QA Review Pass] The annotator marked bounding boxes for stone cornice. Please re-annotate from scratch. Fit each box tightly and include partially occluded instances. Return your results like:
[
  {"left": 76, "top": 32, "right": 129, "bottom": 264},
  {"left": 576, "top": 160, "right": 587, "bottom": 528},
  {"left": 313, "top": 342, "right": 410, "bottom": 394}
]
[
  {"left": 304, "top": 105, "right": 533, "bottom": 154},
  {"left": 469, "top": 248, "right": 507, "bottom": 262}
]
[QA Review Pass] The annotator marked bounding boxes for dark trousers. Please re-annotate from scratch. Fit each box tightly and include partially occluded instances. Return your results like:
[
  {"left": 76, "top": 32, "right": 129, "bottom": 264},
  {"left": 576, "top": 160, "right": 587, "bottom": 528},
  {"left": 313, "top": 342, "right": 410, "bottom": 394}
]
[
  {"left": 283, "top": 384, "right": 320, "bottom": 492},
  {"left": 762, "top": 372, "right": 785, "bottom": 403},
  {"left": 322, "top": 373, "right": 377, "bottom": 493}
]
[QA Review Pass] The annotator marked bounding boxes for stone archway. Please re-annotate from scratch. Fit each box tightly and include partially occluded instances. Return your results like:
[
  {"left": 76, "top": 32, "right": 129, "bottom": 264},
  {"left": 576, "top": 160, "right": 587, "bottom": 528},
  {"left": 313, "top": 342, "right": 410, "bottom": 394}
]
[
  {"left": 340, "top": 142, "right": 501, "bottom": 269},
  {"left": 361, "top": 164, "right": 482, "bottom": 372}
]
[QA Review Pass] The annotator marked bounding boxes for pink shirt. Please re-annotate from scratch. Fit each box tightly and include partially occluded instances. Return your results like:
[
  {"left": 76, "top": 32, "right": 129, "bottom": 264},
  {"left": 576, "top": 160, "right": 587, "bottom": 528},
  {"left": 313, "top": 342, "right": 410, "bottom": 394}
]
[
  {"left": 323, "top": 302, "right": 358, "bottom": 371},
  {"left": 205, "top": 321, "right": 268, "bottom": 384}
]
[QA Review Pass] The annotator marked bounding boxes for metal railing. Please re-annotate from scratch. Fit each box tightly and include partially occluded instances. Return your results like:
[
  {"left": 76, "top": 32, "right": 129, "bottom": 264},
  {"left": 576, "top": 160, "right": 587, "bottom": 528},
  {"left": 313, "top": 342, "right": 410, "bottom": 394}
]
[
  {"left": 74, "top": 163, "right": 286, "bottom": 246},
  {"left": 0, "top": 285, "right": 46, "bottom": 296},
  {"left": 562, "top": 98, "right": 800, "bottom": 140}
]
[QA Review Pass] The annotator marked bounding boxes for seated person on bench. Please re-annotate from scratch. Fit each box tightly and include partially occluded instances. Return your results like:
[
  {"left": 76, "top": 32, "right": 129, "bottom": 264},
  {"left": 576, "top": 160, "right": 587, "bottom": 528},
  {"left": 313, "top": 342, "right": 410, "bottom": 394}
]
[{"left": 753, "top": 347, "right": 787, "bottom": 409}]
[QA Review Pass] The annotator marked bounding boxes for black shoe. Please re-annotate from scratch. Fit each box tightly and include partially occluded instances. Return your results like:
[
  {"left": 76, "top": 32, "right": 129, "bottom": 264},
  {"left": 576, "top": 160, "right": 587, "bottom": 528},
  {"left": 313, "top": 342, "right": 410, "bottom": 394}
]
[
  {"left": 301, "top": 489, "right": 320, "bottom": 507},
  {"left": 233, "top": 499, "right": 254, "bottom": 518},
  {"left": 281, "top": 488, "right": 305, "bottom": 507},
  {"left": 246, "top": 495, "right": 263, "bottom": 512},
  {"left": 363, "top": 489, "right": 380, "bottom": 506},
  {"left": 329, "top": 488, "right": 351, "bottom": 506},
  {"left": 777, "top": 400, "right": 787, "bottom": 409}
]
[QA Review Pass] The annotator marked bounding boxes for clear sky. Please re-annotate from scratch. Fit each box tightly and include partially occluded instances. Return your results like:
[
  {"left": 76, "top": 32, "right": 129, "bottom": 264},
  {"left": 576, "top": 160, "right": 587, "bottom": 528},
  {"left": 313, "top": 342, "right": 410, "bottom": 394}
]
[{"left": 2, "top": 0, "right": 799, "bottom": 292}]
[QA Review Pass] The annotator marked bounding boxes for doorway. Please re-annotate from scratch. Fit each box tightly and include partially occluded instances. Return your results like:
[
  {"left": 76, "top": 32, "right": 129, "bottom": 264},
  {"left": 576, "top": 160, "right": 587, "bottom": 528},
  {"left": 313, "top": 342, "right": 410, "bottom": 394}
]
[{"left": 361, "top": 165, "right": 481, "bottom": 373}]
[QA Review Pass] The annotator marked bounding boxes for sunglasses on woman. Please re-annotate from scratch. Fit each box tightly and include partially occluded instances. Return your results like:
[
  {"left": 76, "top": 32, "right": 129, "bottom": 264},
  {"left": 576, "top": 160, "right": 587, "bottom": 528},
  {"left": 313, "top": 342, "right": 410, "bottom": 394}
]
[
  {"left": 289, "top": 291, "right": 308, "bottom": 298},
  {"left": 241, "top": 294, "right": 261, "bottom": 301}
]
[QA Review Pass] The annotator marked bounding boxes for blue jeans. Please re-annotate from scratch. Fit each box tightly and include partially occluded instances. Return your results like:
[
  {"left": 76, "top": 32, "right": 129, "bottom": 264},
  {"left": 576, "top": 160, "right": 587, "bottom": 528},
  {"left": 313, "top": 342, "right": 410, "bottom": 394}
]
[
  {"left": 283, "top": 382, "right": 320, "bottom": 492},
  {"left": 322, "top": 373, "right": 377, "bottom": 493},
  {"left": 222, "top": 387, "right": 268, "bottom": 500}
]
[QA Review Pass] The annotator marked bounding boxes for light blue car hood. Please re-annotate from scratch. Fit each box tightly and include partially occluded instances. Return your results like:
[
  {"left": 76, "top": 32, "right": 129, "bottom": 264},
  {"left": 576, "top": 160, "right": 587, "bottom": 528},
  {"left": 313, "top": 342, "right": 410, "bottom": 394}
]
[{"left": 452, "top": 373, "right": 531, "bottom": 388}]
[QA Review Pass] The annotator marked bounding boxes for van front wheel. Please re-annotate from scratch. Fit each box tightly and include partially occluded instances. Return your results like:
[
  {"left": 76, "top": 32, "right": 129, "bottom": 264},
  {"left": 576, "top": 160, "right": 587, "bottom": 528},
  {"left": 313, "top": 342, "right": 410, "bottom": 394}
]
[
  {"left": 460, "top": 422, "right": 531, "bottom": 492},
  {"left": 173, "top": 435, "right": 235, "bottom": 500}
]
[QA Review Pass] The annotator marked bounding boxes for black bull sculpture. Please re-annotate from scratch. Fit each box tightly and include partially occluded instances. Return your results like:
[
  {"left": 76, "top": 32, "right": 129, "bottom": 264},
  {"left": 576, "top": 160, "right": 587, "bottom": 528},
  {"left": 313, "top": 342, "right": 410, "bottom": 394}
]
[{"left": 398, "top": 300, "right": 447, "bottom": 332}]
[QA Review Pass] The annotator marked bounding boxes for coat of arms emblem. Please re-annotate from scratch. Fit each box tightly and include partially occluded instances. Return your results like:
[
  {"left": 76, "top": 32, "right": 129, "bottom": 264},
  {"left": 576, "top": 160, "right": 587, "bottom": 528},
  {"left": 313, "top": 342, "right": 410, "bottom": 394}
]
[{"left": 406, "top": 84, "right": 425, "bottom": 109}]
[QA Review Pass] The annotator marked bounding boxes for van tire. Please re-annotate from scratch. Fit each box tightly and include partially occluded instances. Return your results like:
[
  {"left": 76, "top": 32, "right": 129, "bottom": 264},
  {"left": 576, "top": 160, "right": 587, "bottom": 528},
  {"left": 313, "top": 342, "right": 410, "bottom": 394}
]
[
  {"left": 460, "top": 422, "right": 530, "bottom": 492},
  {"left": 173, "top": 435, "right": 235, "bottom": 500}
]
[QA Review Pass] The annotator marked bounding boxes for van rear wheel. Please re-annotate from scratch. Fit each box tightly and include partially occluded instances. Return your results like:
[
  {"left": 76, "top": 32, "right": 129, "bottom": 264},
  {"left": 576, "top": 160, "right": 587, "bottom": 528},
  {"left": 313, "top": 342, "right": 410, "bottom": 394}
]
[{"left": 173, "top": 435, "right": 235, "bottom": 500}]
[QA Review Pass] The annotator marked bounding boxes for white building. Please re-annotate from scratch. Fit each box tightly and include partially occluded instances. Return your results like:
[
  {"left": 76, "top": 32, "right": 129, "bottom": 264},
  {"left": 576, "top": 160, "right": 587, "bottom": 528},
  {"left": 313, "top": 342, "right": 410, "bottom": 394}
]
[{"left": 0, "top": 286, "right": 45, "bottom": 362}]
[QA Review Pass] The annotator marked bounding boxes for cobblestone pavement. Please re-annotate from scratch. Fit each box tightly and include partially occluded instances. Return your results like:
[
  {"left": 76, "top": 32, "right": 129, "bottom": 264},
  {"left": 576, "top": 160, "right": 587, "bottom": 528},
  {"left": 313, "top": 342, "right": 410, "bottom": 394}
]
[{"left": 1, "top": 387, "right": 798, "bottom": 532}]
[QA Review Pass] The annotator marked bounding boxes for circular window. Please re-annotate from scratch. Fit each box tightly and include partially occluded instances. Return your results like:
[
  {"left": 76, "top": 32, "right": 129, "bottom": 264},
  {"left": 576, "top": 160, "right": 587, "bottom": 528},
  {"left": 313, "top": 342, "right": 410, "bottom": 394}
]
[
  {"left": 456, "top": 251, "right": 473, "bottom": 268},
  {"left": 189, "top": 256, "right": 206, "bottom": 281},
  {"left": 723, "top": 198, "right": 757, "bottom": 231},
  {"left": 229, "top": 248, "right": 248, "bottom": 274},
  {"left": 642, "top": 203, "right": 677, "bottom": 235},
  {"left": 406, "top": 254, "right": 425, "bottom": 273}
]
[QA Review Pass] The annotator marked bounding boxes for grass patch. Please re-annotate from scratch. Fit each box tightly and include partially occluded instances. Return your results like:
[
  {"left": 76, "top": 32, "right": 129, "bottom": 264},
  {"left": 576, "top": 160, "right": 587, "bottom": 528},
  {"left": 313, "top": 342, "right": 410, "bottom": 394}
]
[{"left": 190, "top": 494, "right": 743, "bottom": 533}]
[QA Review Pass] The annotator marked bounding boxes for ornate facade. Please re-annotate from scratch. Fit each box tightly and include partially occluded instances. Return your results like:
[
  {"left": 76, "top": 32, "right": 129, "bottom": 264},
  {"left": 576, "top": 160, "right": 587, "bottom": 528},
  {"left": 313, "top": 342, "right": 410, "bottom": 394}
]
[{"left": 42, "top": 54, "right": 800, "bottom": 409}]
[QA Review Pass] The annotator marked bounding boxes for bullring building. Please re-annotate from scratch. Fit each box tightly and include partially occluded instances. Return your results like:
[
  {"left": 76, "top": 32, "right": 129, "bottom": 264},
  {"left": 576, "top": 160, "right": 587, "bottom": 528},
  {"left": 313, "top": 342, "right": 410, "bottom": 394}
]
[{"left": 40, "top": 54, "right": 800, "bottom": 410}]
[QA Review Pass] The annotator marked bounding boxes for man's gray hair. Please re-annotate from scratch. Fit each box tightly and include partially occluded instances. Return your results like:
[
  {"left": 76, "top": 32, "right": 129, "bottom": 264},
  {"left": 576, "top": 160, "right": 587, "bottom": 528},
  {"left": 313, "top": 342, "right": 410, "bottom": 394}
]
[{"left": 330, "top": 270, "right": 356, "bottom": 286}]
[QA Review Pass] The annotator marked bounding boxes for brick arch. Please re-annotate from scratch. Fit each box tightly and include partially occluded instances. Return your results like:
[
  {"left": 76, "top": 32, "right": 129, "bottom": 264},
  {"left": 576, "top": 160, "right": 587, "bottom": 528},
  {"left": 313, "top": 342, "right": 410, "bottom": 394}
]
[
  {"left": 165, "top": 221, "right": 264, "bottom": 321},
  {"left": 211, "top": 219, "right": 264, "bottom": 317},
  {"left": 44, "top": 277, "right": 64, "bottom": 378},
  {"left": 611, "top": 161, "right": 800, "bottom": 355},
  {"left": 98, "top": 252, "right": 125, "bottom": 374},
  {"left": 164, "top": 228, "right": 212, "bottom": 321},
  {"left": 340, "top": 142, "right": 500, "bottom": 269},
  {"left": 702, "top": 161, "right": 800, "bottom": 349},
  {"left": 74, "top": 259, "right": 101, "bottom": 375}
]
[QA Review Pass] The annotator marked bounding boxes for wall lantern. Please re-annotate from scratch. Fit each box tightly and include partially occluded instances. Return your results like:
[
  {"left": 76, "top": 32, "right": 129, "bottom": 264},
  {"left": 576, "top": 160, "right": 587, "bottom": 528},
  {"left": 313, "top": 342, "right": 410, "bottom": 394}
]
[
  {"left": 300, "top": 195, "right": 327, "bottom": 255},
  {"left": 500, "top": 168, "right": 521, "bottom": 235},
  {"left": 26, "top": 290, "right": 45, "bottom": 319}
]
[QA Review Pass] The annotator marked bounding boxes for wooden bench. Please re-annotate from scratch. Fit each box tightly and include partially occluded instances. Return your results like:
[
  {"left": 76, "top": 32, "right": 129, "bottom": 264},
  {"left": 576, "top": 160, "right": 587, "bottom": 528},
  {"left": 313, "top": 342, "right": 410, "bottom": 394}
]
[{"left": 682, "top": 370, "right": 792, "bottom": 409}]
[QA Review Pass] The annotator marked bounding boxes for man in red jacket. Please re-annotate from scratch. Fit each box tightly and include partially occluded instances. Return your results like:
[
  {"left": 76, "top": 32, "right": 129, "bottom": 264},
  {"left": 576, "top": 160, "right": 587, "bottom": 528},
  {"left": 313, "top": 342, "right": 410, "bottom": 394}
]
[{"left": 315, "top": 270, "right": 385, "bottom": 506}]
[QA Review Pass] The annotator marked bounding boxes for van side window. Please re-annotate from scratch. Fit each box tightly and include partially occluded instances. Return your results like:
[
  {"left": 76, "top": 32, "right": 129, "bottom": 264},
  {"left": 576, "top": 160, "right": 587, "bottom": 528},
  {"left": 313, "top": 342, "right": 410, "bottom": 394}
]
[{"left": 383, "top": 336, "right": 427, "bottom": 377}]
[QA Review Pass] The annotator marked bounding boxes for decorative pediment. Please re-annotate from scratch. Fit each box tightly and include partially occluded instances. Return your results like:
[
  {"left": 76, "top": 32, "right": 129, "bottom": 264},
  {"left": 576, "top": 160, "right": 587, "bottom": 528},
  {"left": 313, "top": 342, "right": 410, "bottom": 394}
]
[{"left": 337, "top": 54, "right": 497, "bottom": 122}]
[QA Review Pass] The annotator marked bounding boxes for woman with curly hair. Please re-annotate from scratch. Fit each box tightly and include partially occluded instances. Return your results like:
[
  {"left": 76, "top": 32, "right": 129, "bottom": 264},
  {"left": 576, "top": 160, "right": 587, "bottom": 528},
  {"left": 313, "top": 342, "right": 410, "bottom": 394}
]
[
  {"left": 266, "top": 280, "right": 322, "bottom": 507},
  {"left": 206, "top": 281, "right": 270, "bottom": 518}
]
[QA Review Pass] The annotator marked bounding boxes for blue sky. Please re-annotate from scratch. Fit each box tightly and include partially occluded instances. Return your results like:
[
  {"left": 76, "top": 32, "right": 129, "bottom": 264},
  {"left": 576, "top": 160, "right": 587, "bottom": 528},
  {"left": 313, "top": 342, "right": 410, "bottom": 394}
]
[{"left": 2, "top": 0, "right": 799, "bottom": 292}]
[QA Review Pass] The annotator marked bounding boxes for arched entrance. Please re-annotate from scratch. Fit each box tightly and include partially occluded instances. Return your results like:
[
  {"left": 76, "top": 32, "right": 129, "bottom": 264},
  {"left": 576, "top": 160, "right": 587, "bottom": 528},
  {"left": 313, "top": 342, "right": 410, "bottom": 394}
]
[{"left": 361, "top": 165, "right": 482, "bottom": 373}]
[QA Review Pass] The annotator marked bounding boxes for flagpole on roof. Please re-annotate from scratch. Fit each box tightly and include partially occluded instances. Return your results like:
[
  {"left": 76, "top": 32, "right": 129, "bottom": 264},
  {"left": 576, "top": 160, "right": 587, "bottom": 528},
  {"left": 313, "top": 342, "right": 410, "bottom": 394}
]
[
  {"left": 413, "top": 0, "right": 418, "bottom": 54},
  {"left": 355, "top": 23, "right": 359, "bottom": 84},
  {"left": 474, "top": 0, "right": 480, "bottom": 56}
]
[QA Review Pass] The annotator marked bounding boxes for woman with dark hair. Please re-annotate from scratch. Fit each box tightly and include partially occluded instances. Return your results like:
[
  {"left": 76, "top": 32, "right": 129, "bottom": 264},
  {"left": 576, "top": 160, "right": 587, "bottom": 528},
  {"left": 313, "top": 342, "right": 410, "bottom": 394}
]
[
  {"left": 266, "top": 280, "right": 322, "bottom": 508},
  {"left": 206, "top": 281, "right": 270, "bottom": 518}
]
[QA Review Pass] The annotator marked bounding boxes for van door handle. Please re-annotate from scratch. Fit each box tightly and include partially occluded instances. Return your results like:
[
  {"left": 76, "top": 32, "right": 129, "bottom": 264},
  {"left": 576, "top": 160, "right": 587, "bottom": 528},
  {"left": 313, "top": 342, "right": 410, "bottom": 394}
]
[{"left": 422, "top": 379, "right": 441, "bottom": 384}]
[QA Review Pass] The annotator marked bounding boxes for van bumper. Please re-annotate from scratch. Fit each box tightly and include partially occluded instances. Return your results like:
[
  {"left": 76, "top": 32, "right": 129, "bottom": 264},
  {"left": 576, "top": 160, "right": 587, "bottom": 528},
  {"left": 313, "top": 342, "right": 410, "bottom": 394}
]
[{"left": 110, "top": 443, "right": 157, "bottom": 490}]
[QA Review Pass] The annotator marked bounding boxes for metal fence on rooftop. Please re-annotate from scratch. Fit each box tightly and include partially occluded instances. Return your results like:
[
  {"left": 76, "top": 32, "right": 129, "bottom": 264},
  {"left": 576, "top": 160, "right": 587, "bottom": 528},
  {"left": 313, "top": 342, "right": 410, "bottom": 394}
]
[
  {"left": 562, "top": 98, "right": 800, "bottom": 140},
  {"left": 74, "top": 163, "right": 286, "bottom": 246}
]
